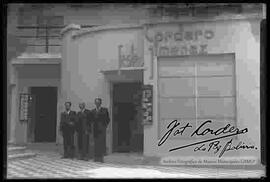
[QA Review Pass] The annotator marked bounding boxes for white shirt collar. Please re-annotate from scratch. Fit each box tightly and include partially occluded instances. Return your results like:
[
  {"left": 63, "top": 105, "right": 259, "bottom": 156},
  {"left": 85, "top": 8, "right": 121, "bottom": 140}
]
[
  {"left": 66, "top": 110, "right": 70, "bottom": 114},
  {"left": 96, "top": 107, "right": 101, "bottom": 111},
  {"left": 81, "top": 108, "right": 85, "bottom": 113}
]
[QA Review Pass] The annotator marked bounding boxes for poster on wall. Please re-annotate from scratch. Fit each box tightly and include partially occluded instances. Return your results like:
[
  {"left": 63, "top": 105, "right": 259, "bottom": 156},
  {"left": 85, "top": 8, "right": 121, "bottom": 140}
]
[
  {"left": 142, "top": 85, "right": 153, "bottom": 125},
  {"left": 19, "top": 93, "right": 31, "bottom": 122}
]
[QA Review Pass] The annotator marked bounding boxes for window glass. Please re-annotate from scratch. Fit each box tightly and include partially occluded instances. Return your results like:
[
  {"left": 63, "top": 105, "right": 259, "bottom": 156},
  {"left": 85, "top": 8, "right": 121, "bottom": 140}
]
[
  {"left": 159, "top": 78, "right": 195, "bottom": 97},
  {"left": 196, "top": 119, "right": 236, "bottom": 140},
  {"left": 159, "top": 119, "right": 197, "bottom": 140},
  {"left": 158, "top": 60, "right": 195, "bottom": 77},
  {"left": 197, "top": 76, "right": 234, "bottom": 97},
  {"left": 36, "top": 16, "right": 64, "bottom": 37},
  {"left": 158, "top": 54, "right": 236, "bottom": 140},
  {"left": 159, "top": 98, "right": 196, "bottom": 118},
  {"left": 197, "top": 97, "right": 235, "bottom": 118},
  {"left": 197, "top": 60, "right": 233, "bottom": 76}
]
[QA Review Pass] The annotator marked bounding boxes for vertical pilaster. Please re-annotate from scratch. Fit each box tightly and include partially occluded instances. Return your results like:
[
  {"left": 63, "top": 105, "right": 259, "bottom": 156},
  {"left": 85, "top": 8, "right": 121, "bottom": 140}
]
[{"left": 9, "top": 65, "right": 18, "bottom": 144}]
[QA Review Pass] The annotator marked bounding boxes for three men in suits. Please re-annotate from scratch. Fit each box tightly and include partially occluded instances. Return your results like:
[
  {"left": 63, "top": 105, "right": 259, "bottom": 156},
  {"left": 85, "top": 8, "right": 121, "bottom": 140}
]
[
  {"left": 76, "top": 102, "right": 92, "bottom": 160},
  {"left": 60, "top": 102, "right": 77, "bottom": 159},
  {"left": 60, "top": 99, "right": 110, "bottom": 163},
  {"left": 91, "top": 98, "right": 110, "bottom": 163}
]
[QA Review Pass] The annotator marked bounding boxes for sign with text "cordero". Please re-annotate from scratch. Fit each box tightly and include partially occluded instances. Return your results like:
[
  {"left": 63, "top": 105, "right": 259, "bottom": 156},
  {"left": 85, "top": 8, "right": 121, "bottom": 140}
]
[{"left": 145, "top": 24, "right": 215, "bottom": 56}]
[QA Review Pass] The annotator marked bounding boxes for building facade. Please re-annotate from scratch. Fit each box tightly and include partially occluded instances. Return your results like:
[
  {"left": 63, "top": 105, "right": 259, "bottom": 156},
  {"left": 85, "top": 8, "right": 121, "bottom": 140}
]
[{"left": 7, "top": 3, "right": 265, "bottom": 163}]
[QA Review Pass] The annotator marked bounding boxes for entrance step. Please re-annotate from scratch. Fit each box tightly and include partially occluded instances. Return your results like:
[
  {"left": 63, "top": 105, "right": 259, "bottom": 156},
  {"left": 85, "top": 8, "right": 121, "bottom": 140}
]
[
  {"left": 8, "top": 146, "right": 27, "bottom": 155},
  {"left": 25, "top": 143, "right": 59, "bottom": 152},
  {"left": 7, "top": 145, "right": 37, "bottom": 161},
  {"left": 8, "top": 152, "right": 37, "bottom": 161}
]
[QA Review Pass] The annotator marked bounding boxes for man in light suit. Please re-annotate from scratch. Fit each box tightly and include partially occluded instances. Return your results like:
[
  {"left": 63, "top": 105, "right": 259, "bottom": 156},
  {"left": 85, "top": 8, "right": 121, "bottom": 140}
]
[
  {"left": 60, "top": 102, "right": 77, "bottom": 159},
  {"left": 76, "top": 102, "right": 92, "bottom": 160},
  {"left": 91, "top": 98, "right": 110, "bottom": 163}
]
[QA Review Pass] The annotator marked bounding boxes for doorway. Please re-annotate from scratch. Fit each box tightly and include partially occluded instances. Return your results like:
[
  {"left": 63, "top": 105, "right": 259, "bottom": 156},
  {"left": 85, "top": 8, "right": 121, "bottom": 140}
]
[
  {"left": 29, "top": 87, "right": 57, "bottom": 142},
  {"left": 112, "top": 82, "right": 143, "bottom": 153}
]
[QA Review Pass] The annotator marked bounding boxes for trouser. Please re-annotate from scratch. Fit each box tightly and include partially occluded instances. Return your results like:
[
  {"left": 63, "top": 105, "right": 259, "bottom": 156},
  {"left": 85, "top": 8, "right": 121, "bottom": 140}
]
[
  {"left": 93, "top": 132, "right": 106, "bottom": 162},
  {"left": 77, "top": 132, "right": 89, "bottom": 159},
  {"left": 63, "top": 132, "right": 75, "bottom": 158}
]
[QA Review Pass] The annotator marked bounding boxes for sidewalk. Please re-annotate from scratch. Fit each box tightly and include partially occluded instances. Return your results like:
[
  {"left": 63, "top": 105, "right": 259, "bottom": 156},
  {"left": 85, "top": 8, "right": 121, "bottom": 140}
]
[
  {"left": 7, "top": 150, "right": 266, "bottom": 179},
  {"left": 6, "top": 144, "right": 266, "bottom": 179},
  {"left": 24, "top": 143, "right": 266, "bottom": 170}
]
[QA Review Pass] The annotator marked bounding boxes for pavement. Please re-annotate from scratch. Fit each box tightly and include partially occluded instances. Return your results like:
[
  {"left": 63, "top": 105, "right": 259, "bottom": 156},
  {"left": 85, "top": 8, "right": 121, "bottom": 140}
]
[{"left": 6, "top": 150, "right": 266, "bottom": 179}]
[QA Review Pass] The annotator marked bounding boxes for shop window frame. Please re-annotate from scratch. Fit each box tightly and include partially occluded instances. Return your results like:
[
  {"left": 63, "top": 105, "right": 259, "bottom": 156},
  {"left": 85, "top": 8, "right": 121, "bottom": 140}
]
[{"left": 157, "top": 53, "right": 237, "bottom": 140}]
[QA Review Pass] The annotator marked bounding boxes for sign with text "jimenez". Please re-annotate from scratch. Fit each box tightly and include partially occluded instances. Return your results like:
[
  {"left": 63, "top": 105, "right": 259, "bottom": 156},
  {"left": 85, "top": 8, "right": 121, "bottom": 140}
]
[{"left": 145, "top": 25, "right": 215, "bottom": 56}]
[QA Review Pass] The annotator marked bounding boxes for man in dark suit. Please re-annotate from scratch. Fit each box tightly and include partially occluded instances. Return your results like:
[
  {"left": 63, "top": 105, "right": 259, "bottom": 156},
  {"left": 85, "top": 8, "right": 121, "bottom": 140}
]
[
  {"left": 76, "top": 102, "right": 91, "bottom": 160},
  {"left": 60, "top": 102, "right": 77, "bottom": 159},
  {"left": 91, "top": 98, "right": 110, "bottom": 163}
]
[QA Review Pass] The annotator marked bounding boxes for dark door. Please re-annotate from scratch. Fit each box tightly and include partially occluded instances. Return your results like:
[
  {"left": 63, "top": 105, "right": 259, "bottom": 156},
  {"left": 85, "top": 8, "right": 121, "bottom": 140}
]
[
  {"left": 31, "top": 87, "right": 57, "bottom": 142},
  {"left": 112, "top": 82, "right": 143, "bottom": 153},
  {"left": 114, "top": 102, "right": 134, "bottom": 152}
]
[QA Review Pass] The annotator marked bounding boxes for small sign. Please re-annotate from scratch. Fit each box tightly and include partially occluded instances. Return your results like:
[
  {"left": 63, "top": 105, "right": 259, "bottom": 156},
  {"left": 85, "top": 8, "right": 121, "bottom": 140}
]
[
  {"left": 19, "top": 93, "right": 32, "bottom": 122},
  {"left": 142, "top": 85, "right": 153, "bottom": 125}
]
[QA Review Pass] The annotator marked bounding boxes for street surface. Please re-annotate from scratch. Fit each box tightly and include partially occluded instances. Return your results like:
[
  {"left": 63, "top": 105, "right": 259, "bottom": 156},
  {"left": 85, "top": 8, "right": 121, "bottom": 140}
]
[{"left": 7, "top": 152, "right": 265, "bottom": 179}]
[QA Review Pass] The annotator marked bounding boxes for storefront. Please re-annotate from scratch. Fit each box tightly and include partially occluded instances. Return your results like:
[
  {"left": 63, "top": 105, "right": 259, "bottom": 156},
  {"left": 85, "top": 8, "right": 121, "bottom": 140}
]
[
  {"left": 9, "top": 54, "right": 61, "bottom": 145},
  {"left": 59, "top": 16, "right": 261, "bottom": 162},
  {"left": 142, "top": 19, "right": 261, "bottom": 162},
  {"left": 9, "top": 13, "right": 262, "bottom": 164}
]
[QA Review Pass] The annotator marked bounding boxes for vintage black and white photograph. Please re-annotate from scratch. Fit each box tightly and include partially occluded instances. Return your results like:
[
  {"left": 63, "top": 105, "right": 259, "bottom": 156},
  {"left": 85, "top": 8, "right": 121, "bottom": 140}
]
[{"left": 5, "top": 3, "right": 266, "bottom": 179}]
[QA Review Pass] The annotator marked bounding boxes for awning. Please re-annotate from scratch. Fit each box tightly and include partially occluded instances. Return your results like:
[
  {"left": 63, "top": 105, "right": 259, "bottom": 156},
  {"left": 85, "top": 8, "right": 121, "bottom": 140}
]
[{"left": 99, "top": 67, "right": 146, "bottom": 82}]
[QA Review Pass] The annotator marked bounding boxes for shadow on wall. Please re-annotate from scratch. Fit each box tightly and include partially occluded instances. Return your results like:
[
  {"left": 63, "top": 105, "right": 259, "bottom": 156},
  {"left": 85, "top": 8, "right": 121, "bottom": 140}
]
[{"left": 247, "top": 19, "right": 260, "bottom": 43}]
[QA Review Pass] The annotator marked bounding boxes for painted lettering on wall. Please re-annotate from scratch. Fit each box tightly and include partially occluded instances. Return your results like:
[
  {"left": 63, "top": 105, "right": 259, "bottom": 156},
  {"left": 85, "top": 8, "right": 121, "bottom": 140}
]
[
  {"left": 145, "top": 25, "right": 215, "bottom": 56},
  {"left": 145, "top": 30, "right": 214, "bottom": 43},
  {"left": 156, "top": 44, "right": 208, "bottom": 56},
  {"left": 118, "top": 43, "right": 144, "bottom": 68}
]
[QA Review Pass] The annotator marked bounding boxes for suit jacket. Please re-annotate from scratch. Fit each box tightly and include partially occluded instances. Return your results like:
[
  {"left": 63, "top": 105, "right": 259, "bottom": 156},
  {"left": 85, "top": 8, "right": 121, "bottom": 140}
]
[
  {"left": 76, "top": 109, "right": 91, "bottom": 133},
  {"left": 91, "top": 107, "right": 110, "bottom": 137},
  {"left": 60, "top": 110, "right": 77, "bottom": 134}
]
